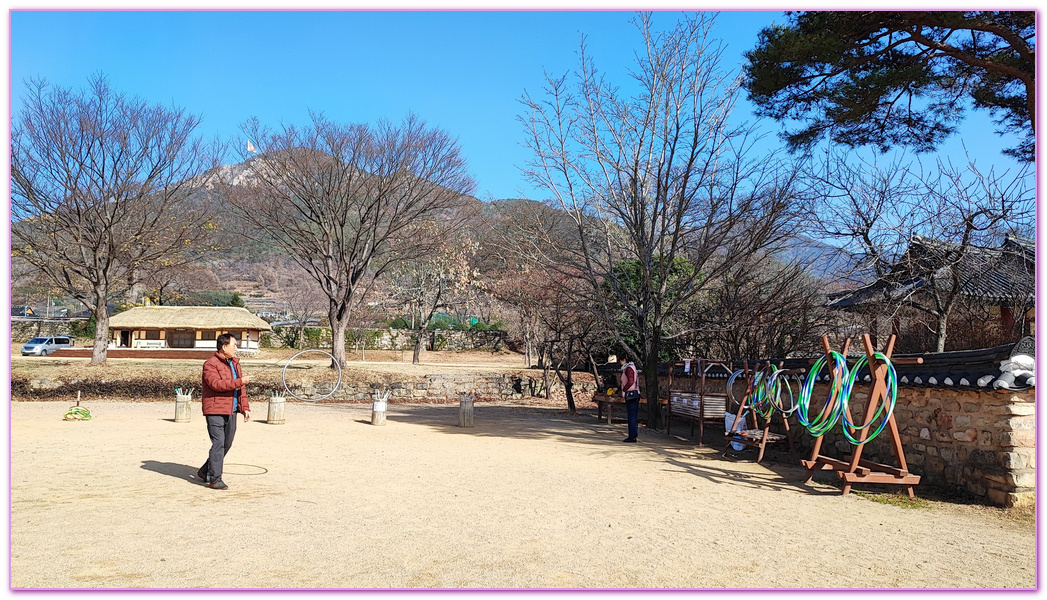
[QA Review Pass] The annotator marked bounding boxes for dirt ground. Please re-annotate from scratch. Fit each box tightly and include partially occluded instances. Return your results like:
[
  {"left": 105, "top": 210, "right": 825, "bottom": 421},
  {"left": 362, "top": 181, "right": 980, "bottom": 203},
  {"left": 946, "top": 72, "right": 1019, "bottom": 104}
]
[{"left": 10, "top": 398, "right": 1035, "bottom": 590}]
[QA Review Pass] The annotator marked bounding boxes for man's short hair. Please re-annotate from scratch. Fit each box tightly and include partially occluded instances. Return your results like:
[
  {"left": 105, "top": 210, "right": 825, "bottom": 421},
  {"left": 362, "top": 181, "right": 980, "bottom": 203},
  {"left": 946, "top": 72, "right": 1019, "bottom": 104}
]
[{"left": 216, "top": 333, "right": 238, "bottom": 350}]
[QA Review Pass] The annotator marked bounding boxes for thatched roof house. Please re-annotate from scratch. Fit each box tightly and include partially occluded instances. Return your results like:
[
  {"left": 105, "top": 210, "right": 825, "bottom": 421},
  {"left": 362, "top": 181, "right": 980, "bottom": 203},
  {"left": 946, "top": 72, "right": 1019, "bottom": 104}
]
[{"left": 108, "top": 306, "right": 272, "bottom": 350}]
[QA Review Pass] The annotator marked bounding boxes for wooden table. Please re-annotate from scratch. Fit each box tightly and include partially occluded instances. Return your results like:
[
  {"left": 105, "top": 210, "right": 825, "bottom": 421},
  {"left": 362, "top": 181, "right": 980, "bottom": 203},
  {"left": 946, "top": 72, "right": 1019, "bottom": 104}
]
[{"left": 592, "top": 394, "right": 668, "bottom": 427}]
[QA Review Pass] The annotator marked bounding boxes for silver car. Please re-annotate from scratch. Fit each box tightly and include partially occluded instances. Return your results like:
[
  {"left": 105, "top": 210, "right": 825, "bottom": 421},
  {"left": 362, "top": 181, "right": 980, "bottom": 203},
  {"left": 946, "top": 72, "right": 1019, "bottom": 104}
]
[{"left": 20, "top": 336, "right": 74, "bottom": 356}]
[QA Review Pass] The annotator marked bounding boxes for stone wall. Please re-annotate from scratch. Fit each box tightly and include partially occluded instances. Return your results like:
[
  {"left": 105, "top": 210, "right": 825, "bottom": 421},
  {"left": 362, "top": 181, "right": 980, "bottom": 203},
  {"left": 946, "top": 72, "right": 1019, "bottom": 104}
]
[
  {"left": 263, "top": 328, "right": 506, "bottom": 352},
  {"left": 12, "top": 321, "right": 79, "bottom": 342},
  {"left": 280, "top": 371, "right": 597, "bottom": 404},
  {"left": 787, "top": 385, "right": 1034, "bottom": 507}
]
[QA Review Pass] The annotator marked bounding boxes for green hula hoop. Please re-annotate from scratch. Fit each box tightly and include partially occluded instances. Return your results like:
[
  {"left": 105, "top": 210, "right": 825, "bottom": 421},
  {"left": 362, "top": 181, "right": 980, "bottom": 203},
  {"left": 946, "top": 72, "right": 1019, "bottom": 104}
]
[
  {"left": 797, "top": 352, "right": 847, "bottom": 437},
  {"left": 840, "top": 352, "right": 898, "bottom": 445}
]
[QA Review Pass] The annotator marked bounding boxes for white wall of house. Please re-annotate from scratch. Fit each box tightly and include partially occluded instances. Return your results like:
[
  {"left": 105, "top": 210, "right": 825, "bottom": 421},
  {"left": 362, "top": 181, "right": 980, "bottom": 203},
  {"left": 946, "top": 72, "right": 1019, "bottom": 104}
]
[{"left": 110, "top": 328, "right": 263, "bottom": 350}]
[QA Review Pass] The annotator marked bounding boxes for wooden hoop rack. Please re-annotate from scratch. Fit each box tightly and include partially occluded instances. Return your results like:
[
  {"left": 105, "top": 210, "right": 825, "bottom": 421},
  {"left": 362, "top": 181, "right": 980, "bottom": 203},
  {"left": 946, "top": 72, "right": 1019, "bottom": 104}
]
[
  {"left": 722, "top": 361, "right": 800, "bottom": 463},
  {"left": 801, "top": 334, "right": 923, "bottom": 496}
]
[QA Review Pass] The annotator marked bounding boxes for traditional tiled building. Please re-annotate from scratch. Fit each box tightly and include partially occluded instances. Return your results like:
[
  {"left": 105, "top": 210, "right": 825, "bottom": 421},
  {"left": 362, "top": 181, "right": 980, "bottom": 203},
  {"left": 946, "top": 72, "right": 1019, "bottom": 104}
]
[{"left": 825, "top": 234, "right": 1035, "bottom": 344}]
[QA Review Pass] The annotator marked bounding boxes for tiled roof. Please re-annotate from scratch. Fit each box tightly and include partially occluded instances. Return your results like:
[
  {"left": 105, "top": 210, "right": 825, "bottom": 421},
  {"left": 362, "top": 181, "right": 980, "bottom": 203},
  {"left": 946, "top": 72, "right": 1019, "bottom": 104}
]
[
  {"left": 826, "top": 234, "right": 1034, "bottom": 309},
  {"left": 621, "top": 337, "right": 1034, "bottom": 393}
]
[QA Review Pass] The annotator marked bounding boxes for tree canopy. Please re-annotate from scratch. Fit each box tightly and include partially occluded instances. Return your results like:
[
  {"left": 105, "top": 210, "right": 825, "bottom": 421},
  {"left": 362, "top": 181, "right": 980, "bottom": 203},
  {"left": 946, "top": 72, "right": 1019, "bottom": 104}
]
[{"left": 743, "top": 11, "right": 1035, "bottom": 161}]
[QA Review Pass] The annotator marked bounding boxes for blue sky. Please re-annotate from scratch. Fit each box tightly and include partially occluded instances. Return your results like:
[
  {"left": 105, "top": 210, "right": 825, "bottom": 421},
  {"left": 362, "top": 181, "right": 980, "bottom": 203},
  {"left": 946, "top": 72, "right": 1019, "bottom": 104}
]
[{"left": 9, "top": 9, "right": 1029, "bottom": 201}]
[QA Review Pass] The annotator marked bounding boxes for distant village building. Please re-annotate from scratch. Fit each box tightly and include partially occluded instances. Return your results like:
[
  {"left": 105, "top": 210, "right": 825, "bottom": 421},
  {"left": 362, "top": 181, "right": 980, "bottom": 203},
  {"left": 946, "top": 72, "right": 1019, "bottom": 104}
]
[{"left": 108, "top": 306, "right": 272, "bottom": 351}]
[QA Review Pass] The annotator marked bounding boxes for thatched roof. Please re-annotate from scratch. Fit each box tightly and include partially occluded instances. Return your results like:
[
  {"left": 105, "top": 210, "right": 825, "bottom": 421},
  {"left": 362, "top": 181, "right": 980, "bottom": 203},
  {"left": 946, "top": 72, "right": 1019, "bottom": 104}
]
[{"left": 109, "top": 306, "right": 272, "bottom": 331}]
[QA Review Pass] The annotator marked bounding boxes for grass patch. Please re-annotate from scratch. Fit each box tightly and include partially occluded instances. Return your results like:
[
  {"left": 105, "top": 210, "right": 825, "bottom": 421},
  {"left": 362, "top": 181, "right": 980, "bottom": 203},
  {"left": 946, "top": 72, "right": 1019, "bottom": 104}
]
[{"left": 853, "top": 490, "right": 930, "bottom": 509}]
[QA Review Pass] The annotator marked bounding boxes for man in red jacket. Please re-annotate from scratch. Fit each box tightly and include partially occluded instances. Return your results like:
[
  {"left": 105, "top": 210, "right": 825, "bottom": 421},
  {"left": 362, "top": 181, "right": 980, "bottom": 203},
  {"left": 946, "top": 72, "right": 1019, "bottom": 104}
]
[{"left": 197, "top": 333, "right": 251, "bottom": 489}]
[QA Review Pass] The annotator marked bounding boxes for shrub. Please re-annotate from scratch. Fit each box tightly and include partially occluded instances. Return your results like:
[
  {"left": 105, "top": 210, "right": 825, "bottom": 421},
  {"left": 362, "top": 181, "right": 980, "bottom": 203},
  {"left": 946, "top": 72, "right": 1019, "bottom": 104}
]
[
  {"left": 69, "top": 315, "right": 96, "bottom": 339},
  {"left": 432, "top": 333, "right": 448, "bottom": 351},
  {"left": 388, "top": 317, "right": 411, "bottom": 329}
]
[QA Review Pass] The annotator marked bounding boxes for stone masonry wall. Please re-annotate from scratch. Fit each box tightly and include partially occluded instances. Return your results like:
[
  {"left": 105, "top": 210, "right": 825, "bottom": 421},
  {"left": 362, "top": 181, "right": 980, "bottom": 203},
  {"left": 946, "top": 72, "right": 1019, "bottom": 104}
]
[
  {"left": 283, "top": 372, "right": 597, "bottom": 404},
  {"left": 788, "top": 385, "right": 1034, "bottom": 507},
  {"left": 12, "top": 321, "right": 78, "bottom": 342},
  {"left": 263, "top": 328, "right": 506, "bottom": 352}
]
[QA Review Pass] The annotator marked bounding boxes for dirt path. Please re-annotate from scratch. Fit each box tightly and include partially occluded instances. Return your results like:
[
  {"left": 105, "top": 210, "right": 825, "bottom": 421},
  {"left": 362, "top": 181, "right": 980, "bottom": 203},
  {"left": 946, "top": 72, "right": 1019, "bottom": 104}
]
[{"left": 10, "top": 400, "right": 1035, "bottom": 589}]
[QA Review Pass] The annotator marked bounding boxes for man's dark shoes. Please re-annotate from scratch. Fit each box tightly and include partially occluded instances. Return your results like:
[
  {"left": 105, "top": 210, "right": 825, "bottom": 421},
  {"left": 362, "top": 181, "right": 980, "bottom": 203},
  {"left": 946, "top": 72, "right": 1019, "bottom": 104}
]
[
  {"left": 208, "top": 479, "right": 228, "bottom": 490},
  {"left": 622, "top": 438, "right": 637, "bottom": 443},
  {"left": 196, "top": 467, "right": 208, "bottom": 482}
]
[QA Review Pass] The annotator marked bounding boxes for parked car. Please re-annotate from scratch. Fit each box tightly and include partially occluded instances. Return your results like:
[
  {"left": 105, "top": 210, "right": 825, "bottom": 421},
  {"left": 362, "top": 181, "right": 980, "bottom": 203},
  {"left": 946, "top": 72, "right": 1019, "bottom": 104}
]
[{"left": 20, "top": 336, "right": 74, "bottom": 356}]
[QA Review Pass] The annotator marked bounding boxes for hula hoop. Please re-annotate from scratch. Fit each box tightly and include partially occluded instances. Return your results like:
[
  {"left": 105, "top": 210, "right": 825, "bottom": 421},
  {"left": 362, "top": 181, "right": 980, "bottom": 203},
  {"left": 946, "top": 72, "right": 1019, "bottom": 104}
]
[
  {"left": 726, "top": 369, "right": 747, "bottom": 413},
  {"left": 64, "top": 406, "right": 92, "bottom": 421},
  {"left": 797, "top": 352, "right": 848, "bottom": 437},
  {"left": 281, "top": 349, "right": 343, "bottom": 402},
  {"left": 748, "top": 370, "right": 774, "bottom": 419},
  {"left": 839, "top": 352, "right": 898, "bottom": 445},
  {"left": 766, "top": 368, "right": 799, "bottom": 416}
]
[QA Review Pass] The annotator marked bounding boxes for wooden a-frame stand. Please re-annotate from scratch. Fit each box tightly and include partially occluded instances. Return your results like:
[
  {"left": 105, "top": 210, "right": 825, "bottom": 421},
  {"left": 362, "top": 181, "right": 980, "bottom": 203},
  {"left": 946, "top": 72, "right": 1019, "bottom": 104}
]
[
  {"left": 801, "top": 334, "right": 922, "bottom": 497},
  {"left": 722, "top": 361, "right": 799, "bottom": 463}
]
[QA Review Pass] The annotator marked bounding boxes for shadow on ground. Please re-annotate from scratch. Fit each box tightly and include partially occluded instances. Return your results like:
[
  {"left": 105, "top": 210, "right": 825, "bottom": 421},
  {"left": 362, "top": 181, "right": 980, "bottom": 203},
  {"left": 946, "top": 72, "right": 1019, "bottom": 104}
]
[
  {"left": 140, "top": 459, "right": 197, "bottom": 482},
  {"left": 305, "top": 402, "right": 836, "bottom": 496}
]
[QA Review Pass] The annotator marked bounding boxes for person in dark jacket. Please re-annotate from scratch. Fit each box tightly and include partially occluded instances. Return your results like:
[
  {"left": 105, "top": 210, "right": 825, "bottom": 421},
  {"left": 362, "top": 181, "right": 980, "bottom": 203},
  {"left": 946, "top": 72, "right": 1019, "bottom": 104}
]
[{"left": 197, "top": 333, "right": 251, "bottom": 489}]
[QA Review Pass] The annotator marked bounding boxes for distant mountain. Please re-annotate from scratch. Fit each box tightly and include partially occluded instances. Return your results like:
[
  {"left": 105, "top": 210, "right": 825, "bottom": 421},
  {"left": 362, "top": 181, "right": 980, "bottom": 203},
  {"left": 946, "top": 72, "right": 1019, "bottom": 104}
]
[{"left": 772, "top": 235, "right": 861, "bottom": 282}]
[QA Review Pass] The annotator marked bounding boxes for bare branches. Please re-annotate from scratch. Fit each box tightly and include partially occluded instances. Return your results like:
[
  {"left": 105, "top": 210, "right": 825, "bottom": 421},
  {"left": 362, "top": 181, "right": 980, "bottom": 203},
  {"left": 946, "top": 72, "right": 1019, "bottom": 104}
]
[
  {"left": 519, "top": 12, "right": 803, "bottom": 429},
  {"left": 228, "top": 113, "right": 475, "bottom": 366},
  {"left": 813, "top": 149, "right": 1033, "bottom": 350},
  {"left": 11, "top": 75, "right": 218, "bottom": 364}
]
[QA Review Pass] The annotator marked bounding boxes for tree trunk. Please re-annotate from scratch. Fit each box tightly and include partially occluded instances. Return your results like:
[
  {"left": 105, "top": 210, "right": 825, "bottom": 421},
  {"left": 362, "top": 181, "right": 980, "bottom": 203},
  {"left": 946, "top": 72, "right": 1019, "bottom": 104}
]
[
  {"left": 89, "top": 300, "right": 109, "bottom": 366},
  {"left": 588, "top": 354, "right": 603, "bottom": 392},
  {"left": 564, "top": 339, "right": 576, "bottom": 413},
  {"left": 543, "top": 342, "right": 552, "bottom": 399},
  {"left": 935, "top": 312, "right": 948, "bottom": 352},
  {"left": 330, "top": 311, "right": 348, "bottom": 367},
  {"left": 643, "top": 341, "right": 663, "bottom": 430},
  {"left": 412, "top": 329, "right": 424, "bottom": 364}
]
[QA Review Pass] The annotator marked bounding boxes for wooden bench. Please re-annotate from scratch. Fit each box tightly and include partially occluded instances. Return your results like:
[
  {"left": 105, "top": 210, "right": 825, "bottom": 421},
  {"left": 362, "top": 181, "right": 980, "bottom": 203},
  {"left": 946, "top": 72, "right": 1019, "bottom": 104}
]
[
  {"left": 667, "top": 392, "right": 728, "bottom": 441},
  {"left": 664, "top": 360, "right": 738, "bottom": 446}
]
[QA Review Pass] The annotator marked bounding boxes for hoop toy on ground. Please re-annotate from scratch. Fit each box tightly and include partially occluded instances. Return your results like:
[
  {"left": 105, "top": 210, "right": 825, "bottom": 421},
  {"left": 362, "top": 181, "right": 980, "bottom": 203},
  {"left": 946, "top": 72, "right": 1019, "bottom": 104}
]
[{"left": 64, "top": 406, "right": 92, "bottom": 421}]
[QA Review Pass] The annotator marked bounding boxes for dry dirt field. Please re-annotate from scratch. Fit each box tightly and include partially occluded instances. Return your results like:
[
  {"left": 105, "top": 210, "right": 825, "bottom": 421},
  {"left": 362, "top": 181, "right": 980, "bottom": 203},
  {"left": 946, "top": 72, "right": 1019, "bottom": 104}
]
[{"left": 10, "top": 395, "right": 1036, "bottom": 590}]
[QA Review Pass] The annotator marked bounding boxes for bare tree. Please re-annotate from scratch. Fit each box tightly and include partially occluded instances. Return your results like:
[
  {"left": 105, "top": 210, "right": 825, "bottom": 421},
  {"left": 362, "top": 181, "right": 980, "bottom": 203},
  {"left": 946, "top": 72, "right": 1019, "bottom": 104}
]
[
  {"left": 273, "top": 259, "right": 327, "bottom": 349},
  {"left": 813, "top": 152, "right": 1034, "bottom": 351},
  {"left": 228, "top": 113, "right": 475, "bottom": 367},
  {"left": 11, "top": 75, "right": 218, "bottom": 364},
  {"left": 388, "top": 235, "right": 479, "bottom": 364},
  {"left": 688, "top": 256, "right": 830, "bottom": 361},
  {"left": 520, "top": 12, "right": 802, "bottom": 429},
  {"left": 537, "top": 274, "right": 608, "bottom": 412},
  {"left": 143, "top": 262, "right": 222, "bottom": 306}
]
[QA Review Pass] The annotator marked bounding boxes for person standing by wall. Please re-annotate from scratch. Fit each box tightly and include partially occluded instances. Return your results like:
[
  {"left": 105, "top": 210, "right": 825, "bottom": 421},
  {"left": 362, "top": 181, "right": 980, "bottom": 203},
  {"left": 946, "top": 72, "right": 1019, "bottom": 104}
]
[
  {"left": 619, "top": 354, "right": 640, "bottom": 443},
  {"left": 197, "top": 333, "right": 251, "bottom": 489}
]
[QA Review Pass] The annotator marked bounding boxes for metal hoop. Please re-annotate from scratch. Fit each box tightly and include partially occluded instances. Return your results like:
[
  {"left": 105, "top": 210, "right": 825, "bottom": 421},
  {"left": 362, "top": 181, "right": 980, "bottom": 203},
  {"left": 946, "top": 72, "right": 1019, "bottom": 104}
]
[{"left": 281, "top": 349, "right": 343, "bottom": 402}]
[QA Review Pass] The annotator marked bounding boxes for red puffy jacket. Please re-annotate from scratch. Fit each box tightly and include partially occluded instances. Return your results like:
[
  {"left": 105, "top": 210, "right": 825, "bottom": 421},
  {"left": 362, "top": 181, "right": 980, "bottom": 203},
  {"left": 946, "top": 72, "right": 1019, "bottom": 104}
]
[{"left": 201, "top": 353, "right": 250, "bottom": 416}]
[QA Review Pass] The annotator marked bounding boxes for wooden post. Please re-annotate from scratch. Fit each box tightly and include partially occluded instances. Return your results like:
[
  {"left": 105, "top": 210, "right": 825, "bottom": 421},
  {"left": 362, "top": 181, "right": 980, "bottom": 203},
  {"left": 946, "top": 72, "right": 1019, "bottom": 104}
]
[
  {"left": 458, "top": 392, "right": 475, "bottom": 428},
  {"left": 803, "top": 336, "right": 851, "bottom": 482},
  {"left": 267, "top": 394, "right": 286, "bottom": 425},
  {"left": 371, "top": 390, "right": 389, "bottom": 426}
]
